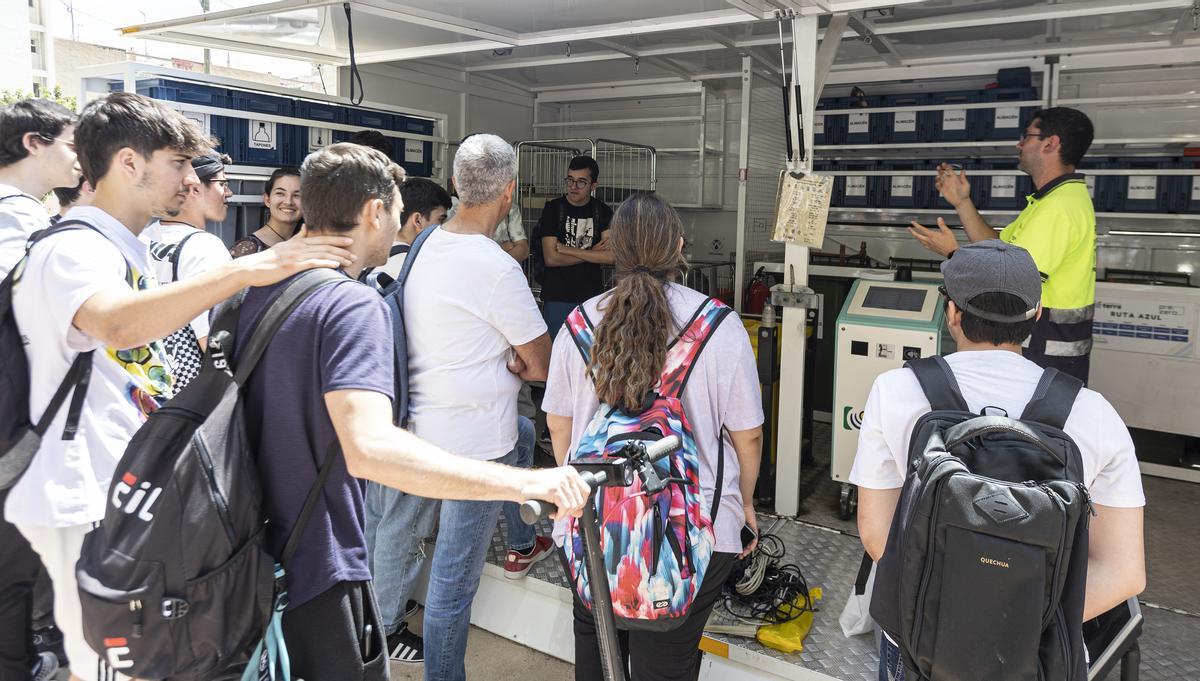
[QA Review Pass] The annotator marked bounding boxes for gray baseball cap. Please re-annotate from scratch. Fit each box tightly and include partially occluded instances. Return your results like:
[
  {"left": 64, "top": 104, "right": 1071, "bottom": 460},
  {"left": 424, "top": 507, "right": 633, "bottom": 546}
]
[{"left": 940, "top": 240, "right": 1041, "bottom": 323}]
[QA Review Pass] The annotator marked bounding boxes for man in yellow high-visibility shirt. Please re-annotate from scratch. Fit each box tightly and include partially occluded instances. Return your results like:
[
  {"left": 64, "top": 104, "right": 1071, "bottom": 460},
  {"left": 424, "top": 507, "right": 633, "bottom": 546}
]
[{"left": 909, "top": 107, "right": 1097, "bottom": 383}]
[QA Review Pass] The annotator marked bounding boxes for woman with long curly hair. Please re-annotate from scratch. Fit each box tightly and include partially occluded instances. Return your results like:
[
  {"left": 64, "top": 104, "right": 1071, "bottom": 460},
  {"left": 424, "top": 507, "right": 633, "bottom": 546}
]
[{"left": 541, "top": 192, "right": 764, "bottom": 680}]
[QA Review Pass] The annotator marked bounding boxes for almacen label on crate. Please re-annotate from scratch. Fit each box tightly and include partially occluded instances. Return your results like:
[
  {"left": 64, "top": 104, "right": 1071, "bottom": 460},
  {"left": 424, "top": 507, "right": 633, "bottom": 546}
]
[
  {"left": 404, "top": 139, "right": 424, "bottom": 164},
  {"left": 1193, "top": 181, "right": 1200, "bottom": 201},
  {"left": 994, "top": 106, "right": 1021, "bottom": 129},
  {"left": 308, "top": 127, "right": 333, "bottom": 152},
  {"left": 179, "top": 109, "right": 210, "bottom": 137},
  {"left": 1086, "top": 176, "right": 1097, "bottom": 197},
  {"left": 772, "top": 171, "right": 832, "bottom": 249},
  {"left": 891, "top": 176, "right": 914, "bottom": 197},
  {"left": 249, "top": 120, "right": 277, "bottom": 150},
  {"left": 894, "top": 111, "right": 917, "bottom": 134},
  {"left": 848, "top": 112, "right": 870, "bottom": 135},
  {"left": 846, "top": 176, "right": 868, "bottom": 197},
  {"left": 992, "top": 176, "right": 1017, "bottom": 198},
  {"left": 1127, "top": 178, "right": 1159, "bottom": 201},
  {"left": 943, "top": 109, "right": 967, "bottom": 131},
  {"left": 814, "top": 115, "right": 825, "bottom": 135}
]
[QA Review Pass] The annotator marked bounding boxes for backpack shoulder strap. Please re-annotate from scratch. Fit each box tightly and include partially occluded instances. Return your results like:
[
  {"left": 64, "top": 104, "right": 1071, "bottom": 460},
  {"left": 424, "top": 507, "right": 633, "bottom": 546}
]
[
  {"left": 280, "top": 440, "right": 339, "bottom": 566},
  {"left": 169, "top": 230, "right": 202, "bottom": 283},
  {"left": 383, "top": 226, "right": 438, "bottom": 429},
  {"left": 564, "top": 304, "right": 597, "bottom": 367},
  {"left": 905, "top": 356, "right": 970, "bottom": 412},
  {"left": 394, "top": 226, "right": 436, "bottom": 288},
  {"left": 659, "top": 297, "right": 732, "bottom": 400},
  {"left": 233, "top": 268, "right": 345, "bottom": 385},
  {"left": 1019, "top": 368, "right": 1082, "bottom": 430}
]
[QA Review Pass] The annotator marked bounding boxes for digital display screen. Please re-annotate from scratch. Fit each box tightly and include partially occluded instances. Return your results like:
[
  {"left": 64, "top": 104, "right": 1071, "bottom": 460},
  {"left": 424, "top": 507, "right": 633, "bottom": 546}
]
[{"left": 862, "top": 287, "right": 928, "bottom": 312}]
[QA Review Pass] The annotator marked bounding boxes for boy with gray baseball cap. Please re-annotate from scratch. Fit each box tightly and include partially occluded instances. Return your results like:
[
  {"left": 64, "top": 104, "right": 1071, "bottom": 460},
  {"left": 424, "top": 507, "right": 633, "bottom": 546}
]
[{"left": 851, "top": 239, "right": 1146, "bottom": 680}]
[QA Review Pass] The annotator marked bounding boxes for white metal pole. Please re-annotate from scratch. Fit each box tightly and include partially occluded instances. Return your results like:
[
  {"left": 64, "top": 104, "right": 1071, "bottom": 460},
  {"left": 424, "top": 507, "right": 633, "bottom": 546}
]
[
  {"left": 774, "top": 14, "right": 819, "bottom": 516},
  {"left": 699, "top": 85, "right": 708, "bottom": 207},
  {"left": 733, "top": 55, "right": 752, "bottom": 315}
]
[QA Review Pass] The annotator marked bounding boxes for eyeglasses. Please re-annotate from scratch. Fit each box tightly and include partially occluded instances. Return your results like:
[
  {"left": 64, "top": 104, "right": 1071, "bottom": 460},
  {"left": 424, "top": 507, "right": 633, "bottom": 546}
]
[
  {"left": 1019, "top": 130, "right": 1051, "bottom": 142},
  {"left": 563, "top": 177, "right": 592, "bottom": 188},
  {"left": 37, "top": 134, "right": 75, "bottom": 151},
  {"left": 207, "top": 179, "right": 231, "bottom": 189}
]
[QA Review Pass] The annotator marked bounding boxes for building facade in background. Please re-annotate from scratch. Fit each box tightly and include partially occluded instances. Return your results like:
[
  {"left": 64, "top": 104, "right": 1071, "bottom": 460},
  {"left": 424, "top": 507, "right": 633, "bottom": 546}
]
[{"left": 1, "top": 0, "right": 56, "bottom": 95}]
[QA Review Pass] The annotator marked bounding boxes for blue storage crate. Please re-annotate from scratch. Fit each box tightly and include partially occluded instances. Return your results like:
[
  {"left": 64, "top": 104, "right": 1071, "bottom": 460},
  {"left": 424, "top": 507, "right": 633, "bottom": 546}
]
[
  {"left": 881, "top": 94, "right": 930, "bottom": 144},
  {"left": 931, "top": 91, "right": 980, "bottom": 142},
  {"left": 844, "top": 96, "right": 881, "bottom": 145},
  {"left": 1077, "top": 160, "right": 1109, "bottom": 212},
  {"left": 401, "top": 116, "right": 435, "bottom": 135},
  {"left": 1182, "top": 160, "right": 1200, "bottom": 213},
  {"left": 348, "top": 108, "right": 397, "bottom": 131},
  {"left": 1111, "top": 158, "right": 1179, "bottom": 213},
  {"left": 932, "top": 161, "right": 988, "bottom": 210},
  {"left": 118, "top": 78, "right": 238, "bottom": 157},
  {"left": 838, "top": 161, "right": 878, "bottom": 207},
  {"left": 297, "top": 100, "right": 348, "bottom": 126},
  {"left": 818, "top": 97, "right": 847, "bottom": 146},
  {"left": 880, "top": 162, "right": 926, "bottom": 209},
  {"left": 980, "top": 87, "right": 1040, "bottom": 140},
  {"left": 981, "top": 161, "right": 1033, "bottom": 211},
  {"left": 228, "top": 89, "right": 295, "bottom": 166}
]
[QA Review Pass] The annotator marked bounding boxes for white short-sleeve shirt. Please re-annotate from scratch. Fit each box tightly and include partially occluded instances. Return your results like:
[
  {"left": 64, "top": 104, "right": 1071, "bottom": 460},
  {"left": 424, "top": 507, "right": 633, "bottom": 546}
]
[
  {"left": 142, "top": 221, "right": 232, "bottom": 339},
  {"left": 403, "top": 228, "right": 547, "bottom": 459},
  {"left": 6, "top": 206, "right": 177, "bottom": 528},
  {"left": 849, "top": 350, "right": 1145, "bottom": 508},
  {"left": 0, "top": 187, "right": 49, "bottom": 277},
  {"left": 541, "top": 283, "right": 765, "bottom": 553}
]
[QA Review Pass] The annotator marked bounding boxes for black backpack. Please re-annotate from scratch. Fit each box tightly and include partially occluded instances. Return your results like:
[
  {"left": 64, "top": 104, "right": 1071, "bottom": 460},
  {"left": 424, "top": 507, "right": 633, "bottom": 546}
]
[
  {"left": 870, "top": 356, "right": 1093, "bottom": 681},
  {"left": 76, "top": 268, "right": 342, "bottom": 680},
  {"left": 0, "top": 220, "right": 131, "bottom": 489}
]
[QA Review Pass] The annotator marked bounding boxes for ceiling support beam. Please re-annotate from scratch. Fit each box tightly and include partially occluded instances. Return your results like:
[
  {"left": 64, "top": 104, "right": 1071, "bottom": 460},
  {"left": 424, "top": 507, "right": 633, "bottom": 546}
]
[
  {"left": 814, "top": 13, "right": 849, "bottom": 95},
  {"left": 868, "top": 0, "right": 1194, "bottom": 36},
  {"left": 845, "top": 13, "right": 903, "bottom": 66},
  {"left": 698, "top": 28, "right": 783, "bottom": 85},
  {"left": 121, "top": 0, "right": 338, "bottom": 36},
  {"left": 350, "top": 0, "right": 520, "bottom": 44},
  {"left": 591, "top": 39, "right": 697, "bottom": 81},
  {"left": 1170, "top": 3, "right": 1200, "bottom": 45}
]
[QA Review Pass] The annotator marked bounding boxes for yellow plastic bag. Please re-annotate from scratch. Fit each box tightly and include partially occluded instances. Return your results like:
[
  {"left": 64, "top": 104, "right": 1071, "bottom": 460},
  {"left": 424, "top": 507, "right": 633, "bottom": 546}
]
[{"left": 756, "top": 587, "right": 823, "bottom": 654}]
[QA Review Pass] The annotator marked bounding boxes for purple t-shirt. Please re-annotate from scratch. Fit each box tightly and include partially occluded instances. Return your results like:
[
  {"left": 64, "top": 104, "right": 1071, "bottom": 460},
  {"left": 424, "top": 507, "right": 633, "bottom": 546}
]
[{"left": 238, "top": 272, "right": 394, "bottom": 609}]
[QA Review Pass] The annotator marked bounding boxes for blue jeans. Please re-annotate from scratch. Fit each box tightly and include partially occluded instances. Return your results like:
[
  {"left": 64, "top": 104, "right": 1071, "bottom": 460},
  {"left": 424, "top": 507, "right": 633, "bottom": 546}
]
[
  {"left": 423, "top": 431, "right": 533, "bottom": 681},
  {"left": 364, "top": 481, "right": 441, "bottom": 635},
  {"left": 880, "top": 636, "right": 906, "bottom": 681},
  {"left": 365, "top": 416, "right": 537, "bottom": 636},
  {"left": 542, "top": 301, "right": 576, "bottom": 341}
]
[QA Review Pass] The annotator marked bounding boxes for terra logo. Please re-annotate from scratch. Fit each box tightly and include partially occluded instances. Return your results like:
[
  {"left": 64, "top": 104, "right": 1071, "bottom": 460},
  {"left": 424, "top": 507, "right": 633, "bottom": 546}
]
[
  {"left": 842, "top": 406, "right": 864, "bottom": 431},
  {"left": 111, "top": 471, "right": 163, "bottom": 522}
]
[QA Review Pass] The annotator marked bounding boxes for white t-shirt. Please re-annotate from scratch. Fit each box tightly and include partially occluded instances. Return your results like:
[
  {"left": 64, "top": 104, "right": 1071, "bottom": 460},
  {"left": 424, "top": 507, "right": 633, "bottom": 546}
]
[
  {"left": 849, "top": 350, "right": 1145, "bottom": 508},
  {"left": 542, "top": 283, "right": 765, "bottom": 554},
  {"left": 5, "top": 206, "right": 177, "bottom": 528},
  {"left": 403, "top": 228, "right": 546, "bottom": 460},
  {"left": 142, "top": 221, "right": 232, "bottom": 339},
  {"left": 0, "top": 186, "right": 50, "bottom": 278}
]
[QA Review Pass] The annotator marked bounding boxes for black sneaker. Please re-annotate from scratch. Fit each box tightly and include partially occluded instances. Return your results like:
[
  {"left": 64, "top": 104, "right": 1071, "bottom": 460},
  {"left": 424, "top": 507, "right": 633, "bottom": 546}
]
[
  {"left": 32, "top": 625, "right": 68, "bottom": 669},
  {"left": 31, "top": 652, "right": 59, "bottom": 681},
  {"left": 387, "top": 624, "right": 424, "bottom": 664},
  {"left": 404, "top": 599, "right": 419, "bottom": 620}
]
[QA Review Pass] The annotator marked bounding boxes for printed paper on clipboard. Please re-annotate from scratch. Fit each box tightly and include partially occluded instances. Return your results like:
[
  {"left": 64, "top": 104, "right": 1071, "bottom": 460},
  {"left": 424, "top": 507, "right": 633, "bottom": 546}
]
[{"left": 772, "top": 170, "right": 832, "bottom": 248}]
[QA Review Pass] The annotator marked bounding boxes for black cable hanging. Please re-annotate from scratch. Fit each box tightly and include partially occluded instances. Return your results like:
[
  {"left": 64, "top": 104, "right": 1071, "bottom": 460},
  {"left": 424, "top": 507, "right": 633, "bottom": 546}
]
[{"left": 344, "top": 2, "right": 365, "bottom": 106}]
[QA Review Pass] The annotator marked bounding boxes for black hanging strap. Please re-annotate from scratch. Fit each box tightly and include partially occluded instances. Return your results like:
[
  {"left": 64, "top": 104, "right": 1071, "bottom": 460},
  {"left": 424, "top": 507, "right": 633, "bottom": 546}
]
[
  {"left": 853, "top": 550, "right": 873, "bottom": 596},
  {"left": 905, "top": 357, "right": 970, "bottom": 412},
  {"left": 281, "top": 441, "right": 340, "bottom": 566},
  {"left": 1019, "top": 368, "right": 1082, "bottom": 430}
]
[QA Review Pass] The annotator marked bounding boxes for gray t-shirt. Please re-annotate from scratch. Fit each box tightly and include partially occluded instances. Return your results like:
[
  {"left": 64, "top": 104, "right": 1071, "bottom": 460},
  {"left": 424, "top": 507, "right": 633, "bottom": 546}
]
[{"left": 542, "top": 282, "right": 764, "bottom": 553}]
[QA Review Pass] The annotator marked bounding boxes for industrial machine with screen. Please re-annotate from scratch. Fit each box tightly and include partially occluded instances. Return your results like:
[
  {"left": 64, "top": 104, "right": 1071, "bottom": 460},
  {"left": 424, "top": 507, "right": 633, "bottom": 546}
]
[{"left": 831, "top": 279, "right": 945, "bottom": 518}]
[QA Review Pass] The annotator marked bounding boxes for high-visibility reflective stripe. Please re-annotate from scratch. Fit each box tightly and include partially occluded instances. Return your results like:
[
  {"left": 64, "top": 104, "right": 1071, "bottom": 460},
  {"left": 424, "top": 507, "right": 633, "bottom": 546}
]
[
  {"left": 1045, "top": 338, "right": 1093, "bottom": 357},
  {"left": 699, "top": 635, "right": 730, "bottom": 658},
  {"left": 1047, "top": 305, "right": 1095, "bottom": 325}
]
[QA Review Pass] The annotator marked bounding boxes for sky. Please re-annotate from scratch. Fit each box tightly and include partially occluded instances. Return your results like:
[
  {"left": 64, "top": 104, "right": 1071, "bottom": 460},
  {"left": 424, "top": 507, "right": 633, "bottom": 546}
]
[{"left": 52, "top": 0, "right": 319, "bottom": 79}]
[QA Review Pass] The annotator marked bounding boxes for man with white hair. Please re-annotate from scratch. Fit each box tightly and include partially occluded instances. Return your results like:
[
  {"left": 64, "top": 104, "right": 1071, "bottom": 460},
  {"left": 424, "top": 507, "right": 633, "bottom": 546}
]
[{"left": 402, "top": 134, "right": 554, "bottom": 681}]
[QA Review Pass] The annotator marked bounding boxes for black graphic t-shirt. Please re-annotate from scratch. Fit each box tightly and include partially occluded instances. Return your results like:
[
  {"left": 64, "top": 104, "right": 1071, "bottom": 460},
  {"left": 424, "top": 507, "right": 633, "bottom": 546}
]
[{"left": 534, "top": 196, "right": 613, "bottom": 303}]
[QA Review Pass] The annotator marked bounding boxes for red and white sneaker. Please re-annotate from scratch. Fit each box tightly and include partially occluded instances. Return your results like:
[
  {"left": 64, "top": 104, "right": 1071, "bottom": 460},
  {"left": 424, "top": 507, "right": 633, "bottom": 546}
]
[{"left": 504, "top": 535, "right": 554, "bottom": 579}]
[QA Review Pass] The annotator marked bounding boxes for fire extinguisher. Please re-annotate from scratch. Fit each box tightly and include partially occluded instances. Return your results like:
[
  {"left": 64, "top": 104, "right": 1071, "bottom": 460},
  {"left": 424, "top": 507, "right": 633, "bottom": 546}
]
[{"left": 744, "top": 267, "right": 771, "bottom": 315}]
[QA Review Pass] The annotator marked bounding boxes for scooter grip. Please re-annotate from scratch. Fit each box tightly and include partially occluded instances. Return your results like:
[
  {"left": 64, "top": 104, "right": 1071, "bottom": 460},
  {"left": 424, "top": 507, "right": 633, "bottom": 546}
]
[{"left": 520, "top": 470, "right": 608, "bottom": 524}]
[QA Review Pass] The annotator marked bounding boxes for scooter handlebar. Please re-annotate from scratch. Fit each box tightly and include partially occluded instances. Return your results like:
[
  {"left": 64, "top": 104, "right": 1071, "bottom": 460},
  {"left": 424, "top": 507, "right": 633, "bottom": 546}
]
[{"left": 517, "top": 435, "right": 682, "bottom": 525}]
